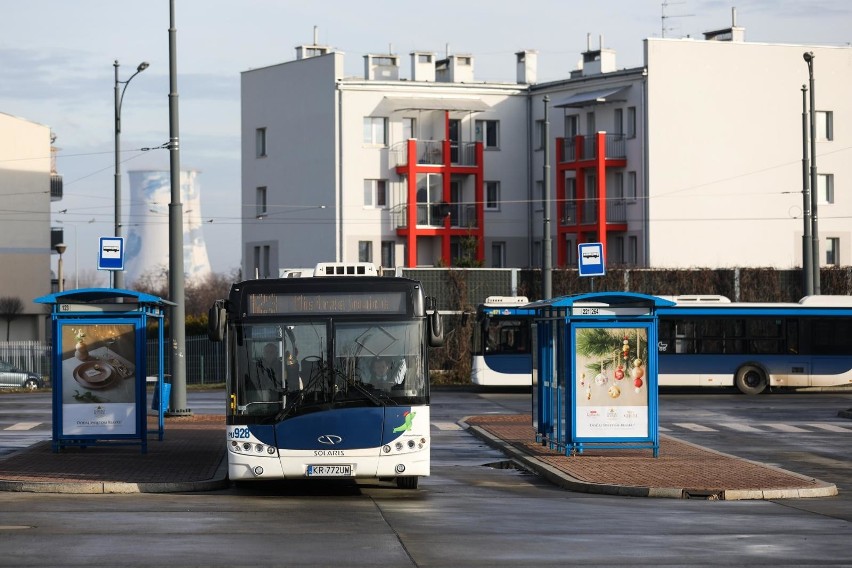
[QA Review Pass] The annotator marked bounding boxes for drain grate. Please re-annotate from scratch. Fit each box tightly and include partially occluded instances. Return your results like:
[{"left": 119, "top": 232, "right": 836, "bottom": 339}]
[{"left": 683, "top": 489, "right": 723, "bottom": 500}]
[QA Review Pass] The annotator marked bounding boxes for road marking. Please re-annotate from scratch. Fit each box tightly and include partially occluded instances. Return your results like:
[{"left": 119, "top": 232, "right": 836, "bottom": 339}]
[
  {"left": 4, "top": 422, "right": 41, "bottom": 431},
  {"left": 433, "top": 421, "right": 463, "bottom": 431},
  {"left": 718, "top": 422, "right": 765, "bottom": 433},
  {"left": 764, "top": 423, "right": 810, "bottom": 433},
  {"left": 806, "top": 423, "right": 852, "bottom": 433},
  {"left": 658, "top": 426, "right": 671, "bottom": 432},
  {"left": 672, "top": 422, "right": 717, "bottom": 432}
]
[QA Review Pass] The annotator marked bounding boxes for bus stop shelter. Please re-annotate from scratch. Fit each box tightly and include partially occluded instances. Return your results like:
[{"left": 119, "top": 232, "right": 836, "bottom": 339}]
[
  {"left": 528, "top": 292, "right": 675, "bottom": 457},
  {"left": 34, "top": 288, "right": 170, "bottom": 453}
]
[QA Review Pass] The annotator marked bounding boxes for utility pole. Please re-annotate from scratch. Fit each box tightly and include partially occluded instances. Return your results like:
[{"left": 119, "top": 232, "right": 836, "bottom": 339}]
[
  {"left": 167, "top": 0, "right": 190, "bottom": 415},
  {"left": 542, "top": 96, "right": 552, "bottom": 300},
  {"left": 803, "top": 52, "right": 820, "bottom": 294},
  {"left": 800, "top": 84, "right": 813, "bottom": 296}
]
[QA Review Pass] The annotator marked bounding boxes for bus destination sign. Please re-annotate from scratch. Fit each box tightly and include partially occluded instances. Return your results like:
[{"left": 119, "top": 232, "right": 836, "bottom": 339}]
[{"left": 248, "top": 291, "right": 407, "bottom": 316}]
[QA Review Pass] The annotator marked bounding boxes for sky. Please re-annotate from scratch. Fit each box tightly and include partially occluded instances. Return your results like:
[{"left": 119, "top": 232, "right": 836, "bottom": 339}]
[{"left": 2, "top": 0, "right": 849, "bottom": 285}]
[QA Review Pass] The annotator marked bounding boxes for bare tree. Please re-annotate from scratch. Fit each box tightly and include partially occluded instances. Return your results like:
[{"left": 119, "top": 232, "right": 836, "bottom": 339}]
[{"left": 0, "top": 296, "right": 24, "bottom": 341}]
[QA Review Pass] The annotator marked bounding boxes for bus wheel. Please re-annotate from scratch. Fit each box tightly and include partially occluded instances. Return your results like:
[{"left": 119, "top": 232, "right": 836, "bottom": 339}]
[
  {"left": 735, "top": 366, "right": 767, "bottom": 395},
  {"left": 396, "top": 476, "right": 418, "bottom": 489}
]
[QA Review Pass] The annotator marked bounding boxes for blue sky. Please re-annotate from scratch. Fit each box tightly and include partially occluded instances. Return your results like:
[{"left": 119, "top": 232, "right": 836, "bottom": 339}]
[{"left": 1, "top": 0, "right": 849, "bottom": 283}]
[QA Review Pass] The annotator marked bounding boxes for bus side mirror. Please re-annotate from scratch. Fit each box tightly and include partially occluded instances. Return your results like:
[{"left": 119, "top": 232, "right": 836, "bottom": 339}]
[
  {"left": 208, "top": 300, "right": 227, "bottom": 342},
  {"left": 428, "top": 310, "right": 444, "bottom": 347}
]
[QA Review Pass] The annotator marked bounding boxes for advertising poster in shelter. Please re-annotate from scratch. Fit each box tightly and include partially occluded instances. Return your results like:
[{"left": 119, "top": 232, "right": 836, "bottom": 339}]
[
  {"left": 574, "top": 326, "right": 649, "bottom": 439},
  {"left": 60, "top": 323, "right": 137, "bottom": 436}
]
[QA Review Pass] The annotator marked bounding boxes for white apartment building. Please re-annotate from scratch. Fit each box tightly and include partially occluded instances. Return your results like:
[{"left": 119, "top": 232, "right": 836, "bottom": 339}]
[
  {"left": 0, "top": 112, "right": 56, "bottom": 341},
  {"left": 241, "top": 20, "right": 851, "bottom": 276}
]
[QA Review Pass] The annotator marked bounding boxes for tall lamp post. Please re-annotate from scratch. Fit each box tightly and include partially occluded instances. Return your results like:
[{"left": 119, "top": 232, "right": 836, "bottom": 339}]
[
  {"left": 54, "top": 243, "right": 67, "bottom": 293},
  {"left": 114, "top": 60, "right": 149, "bottom": 290},
  {"left": 803, "top": 51, "right": 820, "bottom": 294},
  {"left": 542, "top": 95, "right": 552, "bottom": 300}
]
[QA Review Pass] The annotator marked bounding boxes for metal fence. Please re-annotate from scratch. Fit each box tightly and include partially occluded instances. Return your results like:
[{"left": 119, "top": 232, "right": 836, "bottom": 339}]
[{"left": 1, "top": 336, "right": 226, "bottom": 385}]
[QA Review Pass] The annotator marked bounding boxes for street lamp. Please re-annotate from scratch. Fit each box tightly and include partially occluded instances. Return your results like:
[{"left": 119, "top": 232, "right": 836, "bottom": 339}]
[
  {"left": 803, "top": 51, "right": 820, "bottom": 294},
  {"left": 114, "top": 59, "right": 149, "bottom": 290},
  {"left": 54, "top": 243, "right": 67, "bottom": 293}
]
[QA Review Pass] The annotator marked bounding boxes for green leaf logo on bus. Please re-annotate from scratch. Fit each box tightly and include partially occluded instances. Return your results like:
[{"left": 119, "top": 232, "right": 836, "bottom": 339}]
[{"left": 393, "top": 410, "right": 415, "bottom": 433}]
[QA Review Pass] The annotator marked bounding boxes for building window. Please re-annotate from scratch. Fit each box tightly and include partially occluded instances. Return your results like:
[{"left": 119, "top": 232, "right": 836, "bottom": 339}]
[
  {"left": 817, "top": 173, "right": 834, "bottom": 204},
  {"left": 613, "top": 171, "right": 625, "bottom": 199},
  {"left": 564, "top": 237, "right": 575, "bottom": 266},
  {"left": 485, "top": 181, "right": 500, "bottom": 211},
  {"left": 613, "top": 108, "right": 623, "bottom": 135},
  {"left": 534, "top": 180, "right": 543, "bottom": 212},
  {"left": 402, "top": 117, "right": 416, "bottom": 141},
  {"left": 626, "top": 107, "right": 636, "bottom": 138},
  {"left": 363, "top": 117, "right": 388, "bottom": 146},
  {"left": 255, "top": 128, "right": 267, "bottom": 158},
  {"left": 358, "top": 241, "right": 373, "bottom": 263},
  {"left": 491, "top": 242, "right": 506, "bottom": 268},
  {"left": 628, "top": 236, "right": 638, "bottom": 265},
  {"left": 418, "top": 54, "right": 432, "bottom": 64},
  {"left": 565, "top": 115, "right": 579, "bottom": 137},
  {"left": 585, "top": 112, "right": 595, "bottom": 136},
  {"left": 381, "top": 241, "right": 395, "bottom": 267},
  {"left": 816, "top": 111, "right": 833, "bottom": 141},
  {"left": 475, "top": 120, "right": 499, "bottom": 149},
  {"left": 256, "top": 186, "right": 267, "bottom": 217},
  {"left": 627, "top": 171, "right": 637, "bottom": 201},
  {"left": 363, "top": 179, "right": 388, "bottom": 208},
  {"left": 535, "top": 119, "right": 545, "bottom": 151},
  {"left": 826, "top": 237, "right": 839, "bottom": 266},
  {"left": 253, "top": 245, "right": 271, "bottom": 278},
  {"left": 613, "top": 236, "right": 625, "bottom": 264}
]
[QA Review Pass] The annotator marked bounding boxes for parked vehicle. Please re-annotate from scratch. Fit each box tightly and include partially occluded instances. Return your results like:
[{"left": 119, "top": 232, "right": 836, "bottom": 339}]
[{"left": 0, "top": 360, "right": 43, "bottom": 390}]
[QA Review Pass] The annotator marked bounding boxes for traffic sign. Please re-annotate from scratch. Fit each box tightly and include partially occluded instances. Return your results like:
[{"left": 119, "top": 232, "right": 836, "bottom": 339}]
[
  {"left": 98, "top": 236, "right": 125, "bottom": 271},
  {"left": 578, "top": 242, "right": 605, "bottom": 277}
]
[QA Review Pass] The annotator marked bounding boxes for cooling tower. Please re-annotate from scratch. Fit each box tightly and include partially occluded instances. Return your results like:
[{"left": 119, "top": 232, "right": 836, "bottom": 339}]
[{"left": 125, "top": 170, "right": 212, "bottom": 286}]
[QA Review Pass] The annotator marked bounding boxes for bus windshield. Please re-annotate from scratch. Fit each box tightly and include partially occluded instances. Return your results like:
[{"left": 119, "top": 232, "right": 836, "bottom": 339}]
[{"left": 232, "top": 319, "right": 426, "bottom": 418}]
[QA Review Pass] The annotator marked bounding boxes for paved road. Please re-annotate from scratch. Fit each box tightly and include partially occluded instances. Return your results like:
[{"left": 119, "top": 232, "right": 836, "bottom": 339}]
[{"left": 1, "top": 389, "right": 851, "bottom": 566}]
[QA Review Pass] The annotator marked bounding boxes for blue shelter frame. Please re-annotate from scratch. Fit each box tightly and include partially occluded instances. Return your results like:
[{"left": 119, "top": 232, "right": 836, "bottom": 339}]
[
  {"left": 529, "top": 292, "right": 674, "bottom": 457},
  {"left": 34, "top": 288, "right": 170, "bottom": 453}
]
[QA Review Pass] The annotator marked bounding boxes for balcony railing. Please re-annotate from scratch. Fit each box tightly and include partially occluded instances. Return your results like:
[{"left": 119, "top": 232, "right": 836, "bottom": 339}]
[
  {"left": 390, "top": 140, "right": 479, "bottom": 168},
  {"left": 392, "top": 202, "right": 478, "bottom": 229},
  {"left": 560, "top": 133, "right": 626, "bottom": 162},
  {"left": 560, "top": 199, "right": 627, "bottom": 226}
]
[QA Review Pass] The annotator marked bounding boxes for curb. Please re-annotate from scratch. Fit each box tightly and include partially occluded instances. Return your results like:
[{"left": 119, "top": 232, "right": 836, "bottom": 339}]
[
  {"left": 0, "top": 453, "right": 229, "bottom": 495},
  {"left": 462, "top": 420, "right": 837, "bottom": 500}
]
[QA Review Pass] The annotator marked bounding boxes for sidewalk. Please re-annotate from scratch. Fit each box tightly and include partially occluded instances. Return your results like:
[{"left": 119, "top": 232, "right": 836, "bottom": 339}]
[
  {"left": 464, "top": 414, "right": 837, "bottom": 500},
  {"left": 0, "top": 413, "right": 838, "bottom": 499},
  {"left": 0, "top": 415, "right": 227, "bottom": 494}
]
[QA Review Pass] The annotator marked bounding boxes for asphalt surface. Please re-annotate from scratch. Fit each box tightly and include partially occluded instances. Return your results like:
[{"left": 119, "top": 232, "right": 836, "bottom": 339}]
[{"left": 0, "top": 413, "right": 839, "bottom": 499}]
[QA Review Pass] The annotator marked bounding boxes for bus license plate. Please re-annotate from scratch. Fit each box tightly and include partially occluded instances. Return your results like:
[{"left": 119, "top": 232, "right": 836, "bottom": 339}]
[{"left": 307, "top": 465, "right": 352, "bottom": 477}]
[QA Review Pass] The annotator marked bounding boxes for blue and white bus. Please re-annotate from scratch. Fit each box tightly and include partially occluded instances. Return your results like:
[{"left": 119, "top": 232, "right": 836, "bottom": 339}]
[
  {"left": 208, "top": 263, "right": 444, "bottom": 489},
  {"left": 471, "top": 296, "right": 535, "bottom": 387},
  {"left": 656, "top": 295, "right": 852, "bottom": 395}
]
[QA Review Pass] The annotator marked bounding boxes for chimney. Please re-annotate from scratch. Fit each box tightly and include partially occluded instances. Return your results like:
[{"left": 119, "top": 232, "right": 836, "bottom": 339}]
[
  {"left": 703, "top": 8, "right": 746, "bottom": 42},
  {"left": 295, "top": 25, "right": 330, "bottom": 60},
  {"left": 410, "top": 51, "right": 436, "bottom": 81},
  {"left": 516, "top": 50, "right": 538, "bottom": 84},
  {"left": 364, "top": 53, "right": 400, "bottom": 80},
  {"left": 579, "top": 34, "right": 616, "bottom": 76},
  {"left": 436, "top": 53, "right": 474, "bottom": 83}
]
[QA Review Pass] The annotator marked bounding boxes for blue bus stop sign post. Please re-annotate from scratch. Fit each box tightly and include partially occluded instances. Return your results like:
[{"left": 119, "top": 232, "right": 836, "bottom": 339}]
[
  {"left": 97, "top": 236, "right": 125, "bottom": 271},
  {"left": 578, "top": 243, "right": 605, "bottom": 292}
]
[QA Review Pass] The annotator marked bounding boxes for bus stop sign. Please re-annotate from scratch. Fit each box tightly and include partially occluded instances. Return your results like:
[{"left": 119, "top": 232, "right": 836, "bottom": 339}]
[
  {"left": 98, "top": 236, "right": 125, "bottom": 271},
  {"left": 578, "top": 243, "right": 605, "bottom": 277}
]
